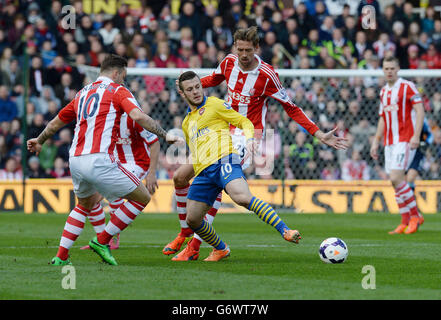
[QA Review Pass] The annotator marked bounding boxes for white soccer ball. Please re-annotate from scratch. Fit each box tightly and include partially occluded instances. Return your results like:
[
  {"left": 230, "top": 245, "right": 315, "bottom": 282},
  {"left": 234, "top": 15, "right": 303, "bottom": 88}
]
[{"left": 319, "top": 237, "right": 348, "bottom": 264}]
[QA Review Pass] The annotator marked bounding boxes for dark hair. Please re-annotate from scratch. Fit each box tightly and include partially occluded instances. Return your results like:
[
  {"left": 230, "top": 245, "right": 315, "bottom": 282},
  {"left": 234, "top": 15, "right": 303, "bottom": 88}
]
[
  {"left": 178, "top": 71, "right": 200, "bottom": 90},
  {"left": 100, "top": 54, "right": 127, "bottom": 73},
  {"left": 233, "top": 26, "right": 259, "bottom": 47}
]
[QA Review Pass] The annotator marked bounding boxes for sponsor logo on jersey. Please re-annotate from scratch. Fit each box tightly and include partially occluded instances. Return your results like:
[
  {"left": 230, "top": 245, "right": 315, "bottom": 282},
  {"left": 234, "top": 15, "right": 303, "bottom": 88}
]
[{"left": 383, "top": 104, "right": 399, "bottom": 112}]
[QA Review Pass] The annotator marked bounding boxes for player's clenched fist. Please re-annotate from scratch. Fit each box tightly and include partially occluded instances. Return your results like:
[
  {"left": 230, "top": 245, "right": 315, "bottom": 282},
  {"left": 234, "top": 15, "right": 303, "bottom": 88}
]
[{"left": 27, "top": 138, "right": 42, "bottom": 155}]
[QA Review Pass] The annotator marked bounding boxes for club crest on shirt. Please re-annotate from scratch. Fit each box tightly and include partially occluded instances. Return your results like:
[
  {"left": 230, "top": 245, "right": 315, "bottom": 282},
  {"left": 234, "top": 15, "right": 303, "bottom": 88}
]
[
  {"left": 249, "top": 88, "right": 255, "bottom": 96},
  {"left": 199, "top": 107, "right": 205, "bottom": 115}
]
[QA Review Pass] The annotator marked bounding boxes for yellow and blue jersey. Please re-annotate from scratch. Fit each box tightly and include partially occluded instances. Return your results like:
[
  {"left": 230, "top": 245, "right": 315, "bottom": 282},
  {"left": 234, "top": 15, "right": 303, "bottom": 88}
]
[{"left": 182, "top": 96, "right": 254, "bottom": 177}]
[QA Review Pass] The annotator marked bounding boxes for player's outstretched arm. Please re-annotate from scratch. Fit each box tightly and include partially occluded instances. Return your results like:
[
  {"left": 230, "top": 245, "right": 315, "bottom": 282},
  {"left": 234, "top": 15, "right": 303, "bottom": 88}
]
[
  {"left": 314, "top": 127, "right": 349, "bottom": 150},
  {"left": 27, "top": 116, "right": 67, "bottom": 155},
  {"left": 128, "top": 108, "right": 184, "bottom": 145}
]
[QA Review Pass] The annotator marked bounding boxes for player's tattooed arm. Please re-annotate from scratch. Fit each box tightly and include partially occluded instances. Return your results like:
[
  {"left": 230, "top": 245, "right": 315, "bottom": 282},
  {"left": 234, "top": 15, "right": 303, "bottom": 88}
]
[
  {"left": 37, "top": 116, "right": 67, "bottom": 145},
  {"left": 129, "top": 108, "right": 184, "bottom": 144},
  {"left": 28, "top": 116, "right": 67, "bottom": 155}
]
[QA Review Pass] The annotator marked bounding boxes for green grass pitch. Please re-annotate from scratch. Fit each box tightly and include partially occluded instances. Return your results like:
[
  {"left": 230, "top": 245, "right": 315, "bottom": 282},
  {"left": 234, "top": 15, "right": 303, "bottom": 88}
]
[{"left": 0, "top": 211, "right": 440, "bottom": 300}]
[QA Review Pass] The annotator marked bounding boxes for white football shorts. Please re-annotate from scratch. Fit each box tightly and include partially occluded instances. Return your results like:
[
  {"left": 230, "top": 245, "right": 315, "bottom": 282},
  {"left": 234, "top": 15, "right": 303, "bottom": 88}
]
[
  {"left": 384, "top": 142, "right": 416, "bottom": 174},
  {"left": 69, "top": 153, "right": 141, "bottom": 202}
]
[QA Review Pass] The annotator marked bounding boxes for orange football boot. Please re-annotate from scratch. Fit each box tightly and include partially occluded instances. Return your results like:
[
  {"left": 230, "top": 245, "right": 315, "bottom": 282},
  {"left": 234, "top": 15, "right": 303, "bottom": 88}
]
[
  {"left": 162, "top": 234, "right": 188, "bottom": 255},
  {"left": 388, "top": 223, "right": 408, "bottom": 234},
  {"left": 203, "top": 245, "right": 230, "bottom": 261},
  {"left": 405, "top": 217, "right": 420, "bottom": 234},
  {"left": 283, "top": 229, "right": 301, "bottom": 244},
  {"left": 171, "top": 244, "right": 199, "bottom": 261}
]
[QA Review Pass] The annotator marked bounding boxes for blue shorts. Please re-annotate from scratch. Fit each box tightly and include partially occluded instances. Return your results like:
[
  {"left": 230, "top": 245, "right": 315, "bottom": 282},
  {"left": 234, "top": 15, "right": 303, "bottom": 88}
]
[
  {"left": 188, "top": 154, "right": 245, "bottom": 206},
  {"left": 407, "top": 148, "right": 424, "bottom": 173}
]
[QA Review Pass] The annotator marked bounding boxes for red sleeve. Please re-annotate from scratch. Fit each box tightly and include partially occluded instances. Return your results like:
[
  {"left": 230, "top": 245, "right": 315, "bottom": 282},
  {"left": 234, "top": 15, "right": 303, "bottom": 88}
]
[
  {"left": 113, "top": 86, "right": 142, "bottom": 114},
  {"left": 201, "top": 73, "right": 225, "bottom": 88},
  {"left": 200, "top": 55, "right": 233, "bottom": 88},
  {"left": 58, "top": 99, "right": 76, "bottom": 123},
  {"left": 265, "top": 71, "right": 319, "bottom": 136}
]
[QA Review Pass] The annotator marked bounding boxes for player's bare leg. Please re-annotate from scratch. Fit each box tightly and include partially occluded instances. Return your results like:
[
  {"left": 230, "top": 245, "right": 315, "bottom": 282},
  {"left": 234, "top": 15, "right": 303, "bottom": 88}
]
[
  {"left": 225, "top": 178, "right": 301, "bottom": 244},
  {"left": 163, "top": 163, "right": 195, "bottom": 255},
  {"left": 389, "top": 170, "right": 421, "bottom": 234}
]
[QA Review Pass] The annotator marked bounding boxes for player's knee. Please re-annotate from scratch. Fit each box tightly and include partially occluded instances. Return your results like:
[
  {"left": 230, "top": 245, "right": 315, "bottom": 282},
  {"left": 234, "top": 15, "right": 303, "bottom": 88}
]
[
  {"left": 185, "top": 215, "right": 201, "bottom": 229},
  {"left": 230, "top": 193, "right": 251, "bottom": 208},
  {"left": 173, "top": 171, "right": 189, "bottom": 188},
  {"left": 143, "top": 192, "right": 151, "bottom": 205}
]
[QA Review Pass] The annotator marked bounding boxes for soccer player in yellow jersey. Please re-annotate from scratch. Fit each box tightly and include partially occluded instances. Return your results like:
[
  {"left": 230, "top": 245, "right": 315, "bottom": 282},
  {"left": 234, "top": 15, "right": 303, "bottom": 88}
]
[{"left": 176, "top": 71, "right": 301, "bottom": 261}]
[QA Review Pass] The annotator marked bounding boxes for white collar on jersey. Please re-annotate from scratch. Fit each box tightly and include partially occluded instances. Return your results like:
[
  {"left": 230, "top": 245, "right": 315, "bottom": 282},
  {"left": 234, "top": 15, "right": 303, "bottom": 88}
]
[
  {"left": 96, "top": 75, "right": 114, "bottom": 83},
  {"left": 385, "top": 77, "right": 402, "bottom": 89},
  {"left": 235, "top": 54, "right": 262, "bottom": 74}
]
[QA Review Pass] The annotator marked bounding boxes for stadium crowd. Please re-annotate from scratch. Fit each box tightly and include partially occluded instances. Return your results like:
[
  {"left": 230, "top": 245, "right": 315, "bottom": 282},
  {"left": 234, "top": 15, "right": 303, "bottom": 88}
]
[{"left": 1, "top": 0, "right": 441, "bottom": 181}]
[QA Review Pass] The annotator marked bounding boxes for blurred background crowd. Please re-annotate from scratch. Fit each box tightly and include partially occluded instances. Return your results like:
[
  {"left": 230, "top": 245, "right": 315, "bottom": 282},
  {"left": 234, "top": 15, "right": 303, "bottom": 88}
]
[{"left": 1, "top": 0, "right": 441, "bottom": 181}]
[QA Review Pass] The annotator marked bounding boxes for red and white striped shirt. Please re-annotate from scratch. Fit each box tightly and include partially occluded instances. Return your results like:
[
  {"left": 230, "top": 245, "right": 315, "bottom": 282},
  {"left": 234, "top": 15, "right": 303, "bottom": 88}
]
[
  {"left": 58, "top": 76, "right": 142, "bottom": 157},
  {"left": 379, "top": 77, "right": 422, "bottom": 146},
  {"left": 201, "top": 54, "right": 319, "bottom": 137},
  {"left": 115, "top": 113, "right": 158, "bottom": 172}
]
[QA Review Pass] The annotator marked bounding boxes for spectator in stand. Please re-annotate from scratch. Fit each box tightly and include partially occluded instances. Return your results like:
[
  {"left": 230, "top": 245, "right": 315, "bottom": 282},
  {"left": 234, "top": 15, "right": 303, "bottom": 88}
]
[
  {"left": 38, "top": 137, "right": 57, "bottom": 173},
  {"left": 49, "top": 157, "right": 70, "bottom": 178},
  {"left": 431, "top": 19, "right": 441, "bottom": 50},
  {"left": 120, "top": 15, "right": 138, "bottom": 45},
  {"left": 319, "top": 16, "right": 334, "bottom": 42},
  {"left": 302, "top": 29, "right": 323, "bottom": 67},
  {"left": 422, "top": 6, "right": 436, "bottom": 34},
  {"left": 344, "top": 100, "right": 363, "bottom": 129},
  {"left": 27, "top": 113, "right": 45, "bottom": 141},
  {"left": 179, "top": 2, "right": 202, "bottom": 42},
  {"left": 288, "top": 130, "right": 316, "bottom": 180},
  {"left": 99, "top": 20, "right": 120, "bottom": 47},
  {"left": 43, "top": 100, "right": 60, "bottom": 125},
  {"left": 35, "top": 85, "right": 60, "bottom": 115},
  {"left": 0, "top": 157, "right": 22, "bottom": 180},
  {"left": 55, "top": 128, "right": 72, "bottom": 163},
  {"left": 27, "top": 155, "right": 48, "bottom": 178},
  {"left": 74, "top": 15, "right": 95, "bottom": 51},
  {"left": 341, "top": 148, "right": 370, "bottom": 181},
  {"left": 373, "top": 32, "right": 396, "bottom": 59},
  {"left": 34, "top": 18, "right": 56, "bottom": 50},
  {"left": 402, "top": 2, "right": 420, "bottom": 29},
  {"left": 293, "top": 2, "right": 316, "bottom": 38},
  {"left": 206, "top": 15, "right": 233, "bottom": 50},
  {"left": 153, "top": 40, "right": 178, "bottom": 68},
  {"left": 407, "top": 44, "right": 420, "bottom": 69},
  {"left": 111, "top": 3, "right": 129, "bottom": 30},
  {"left": 421, "top": 43, "right": 441, "bottom": 69},
  {"left": 0, "top": 85, "right": 17, "bottom": 123},
  {"left": 41, "top": 40, "right": 57, "bottom": 68},
  {"left": 29, "top": 56, "right": 46, "bottom": 97},
  {"left": 54, "top": 73, "right": 74, "bottom": 107}
]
